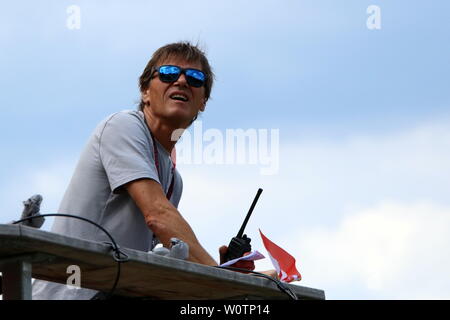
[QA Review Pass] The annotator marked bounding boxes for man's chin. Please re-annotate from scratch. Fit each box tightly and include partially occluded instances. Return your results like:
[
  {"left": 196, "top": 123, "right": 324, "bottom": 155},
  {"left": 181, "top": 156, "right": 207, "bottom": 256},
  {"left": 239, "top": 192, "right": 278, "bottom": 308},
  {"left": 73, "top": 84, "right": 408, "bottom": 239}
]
[{"left": 163, "top": 112, "right": 194, "bottom": 129}]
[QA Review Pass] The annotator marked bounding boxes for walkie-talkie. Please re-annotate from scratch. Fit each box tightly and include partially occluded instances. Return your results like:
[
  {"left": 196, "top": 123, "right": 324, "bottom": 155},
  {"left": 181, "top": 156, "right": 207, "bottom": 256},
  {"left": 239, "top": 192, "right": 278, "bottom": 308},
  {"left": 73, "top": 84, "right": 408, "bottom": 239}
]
[{"left": 224, "top": 188, "right": 263, "bottom": 262}]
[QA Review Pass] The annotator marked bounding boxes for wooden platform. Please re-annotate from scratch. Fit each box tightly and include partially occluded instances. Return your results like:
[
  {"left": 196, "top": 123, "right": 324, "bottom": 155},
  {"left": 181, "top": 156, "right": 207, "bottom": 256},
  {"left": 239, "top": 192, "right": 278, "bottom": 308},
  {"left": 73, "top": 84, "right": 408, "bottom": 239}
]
[{"left": 0, "top": 224, "right": 325, "bottom": 300}]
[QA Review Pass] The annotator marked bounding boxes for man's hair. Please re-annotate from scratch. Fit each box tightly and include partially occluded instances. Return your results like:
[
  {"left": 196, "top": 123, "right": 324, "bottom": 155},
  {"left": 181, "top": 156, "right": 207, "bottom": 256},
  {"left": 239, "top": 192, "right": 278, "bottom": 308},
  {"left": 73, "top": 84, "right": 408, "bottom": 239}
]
[{"left": 138, "top": 41, "right": 215, "bottom": 112}]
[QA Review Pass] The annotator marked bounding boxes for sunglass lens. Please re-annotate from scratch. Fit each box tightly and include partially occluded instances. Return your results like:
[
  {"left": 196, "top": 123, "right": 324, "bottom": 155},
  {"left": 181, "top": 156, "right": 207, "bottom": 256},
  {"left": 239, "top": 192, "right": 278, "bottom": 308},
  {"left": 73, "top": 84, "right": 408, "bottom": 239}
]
[
  {"left": 186, "top": 69, "right": 206, "bottom": 87},
  {"left": 158, "top": 65, "right": 181, "bottom": 82}
]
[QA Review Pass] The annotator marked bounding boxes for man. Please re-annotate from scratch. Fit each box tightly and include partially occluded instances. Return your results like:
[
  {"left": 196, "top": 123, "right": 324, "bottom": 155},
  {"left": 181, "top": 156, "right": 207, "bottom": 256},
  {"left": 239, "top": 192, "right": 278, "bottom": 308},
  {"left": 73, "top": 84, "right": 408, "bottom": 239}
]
[{"left": 32, "top": 42, "right": 257, "bottom": 300}]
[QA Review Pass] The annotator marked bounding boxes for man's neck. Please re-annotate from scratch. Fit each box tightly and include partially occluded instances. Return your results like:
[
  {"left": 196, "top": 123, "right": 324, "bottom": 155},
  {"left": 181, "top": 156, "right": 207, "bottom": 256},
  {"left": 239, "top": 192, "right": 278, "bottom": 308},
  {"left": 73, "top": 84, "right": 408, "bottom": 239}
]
[{"left": 143, "top": 109, "right": 186, "bottom": 153}]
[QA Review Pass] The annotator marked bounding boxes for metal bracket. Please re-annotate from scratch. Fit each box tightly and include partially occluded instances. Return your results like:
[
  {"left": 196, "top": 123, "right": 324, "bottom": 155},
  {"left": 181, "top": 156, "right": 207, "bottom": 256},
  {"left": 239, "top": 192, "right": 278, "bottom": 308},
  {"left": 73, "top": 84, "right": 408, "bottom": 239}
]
[{"left": 0, "top": 253, "right": 56, "bottom": 300}]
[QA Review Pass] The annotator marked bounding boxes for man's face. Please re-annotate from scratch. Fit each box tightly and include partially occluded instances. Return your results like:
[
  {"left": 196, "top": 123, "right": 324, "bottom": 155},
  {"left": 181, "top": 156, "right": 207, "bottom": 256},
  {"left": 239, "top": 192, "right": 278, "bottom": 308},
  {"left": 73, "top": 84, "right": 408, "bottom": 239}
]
[{"left": 142, "top": 57, "right": 206, "bottom": 128}]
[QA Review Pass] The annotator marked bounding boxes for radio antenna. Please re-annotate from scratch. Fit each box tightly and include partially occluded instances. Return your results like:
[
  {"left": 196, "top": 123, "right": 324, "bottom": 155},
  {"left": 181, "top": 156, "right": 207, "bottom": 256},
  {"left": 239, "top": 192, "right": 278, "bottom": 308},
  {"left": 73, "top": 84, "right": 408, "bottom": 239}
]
[{"left": 236, "top": 188, "right": 263, "bottom": 238}]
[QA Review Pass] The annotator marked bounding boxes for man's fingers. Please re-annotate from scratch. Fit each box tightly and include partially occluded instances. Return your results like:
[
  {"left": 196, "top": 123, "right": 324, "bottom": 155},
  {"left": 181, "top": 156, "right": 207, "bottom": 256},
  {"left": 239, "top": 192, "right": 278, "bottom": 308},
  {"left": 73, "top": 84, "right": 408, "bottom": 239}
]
[
  {"left": 218, "top": 248, "right": 255, "bottom": 270},
  {"left": 219, "top": 245, "right": 228, "bottom": 255},
  {"left": 233, "top": 260, "right": 255, "bottom": 271},
  {"left": 259, "top": 269, "right": 278, "bottom": 278},
  {"left": 218, "top": 245, "right": 228, "bottom": 265}
]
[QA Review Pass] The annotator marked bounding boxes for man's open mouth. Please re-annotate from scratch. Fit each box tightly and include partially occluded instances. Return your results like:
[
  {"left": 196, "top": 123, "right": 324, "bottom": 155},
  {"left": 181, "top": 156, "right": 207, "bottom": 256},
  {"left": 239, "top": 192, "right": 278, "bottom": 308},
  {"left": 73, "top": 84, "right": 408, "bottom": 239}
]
[{"left": 170, "top": 93, "right": 188, "bottom": 102}]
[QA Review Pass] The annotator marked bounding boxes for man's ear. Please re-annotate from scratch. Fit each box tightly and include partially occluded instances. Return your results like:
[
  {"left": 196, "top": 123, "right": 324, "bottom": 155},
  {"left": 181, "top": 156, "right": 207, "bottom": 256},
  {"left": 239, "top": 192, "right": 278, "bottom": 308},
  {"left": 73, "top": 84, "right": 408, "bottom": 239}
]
[
  {"left": 142, "top": 89, "right": 151, "bottom": 106},
  {"left": 200, "top": 99, "right": 207, "bottom": 112}
]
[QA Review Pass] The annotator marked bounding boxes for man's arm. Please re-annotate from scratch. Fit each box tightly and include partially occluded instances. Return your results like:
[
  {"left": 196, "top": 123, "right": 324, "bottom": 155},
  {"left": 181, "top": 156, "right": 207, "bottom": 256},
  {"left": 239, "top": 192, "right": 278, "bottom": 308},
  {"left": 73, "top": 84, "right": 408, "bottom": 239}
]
[{"left": 125, "top": 178, "right": 218, "bottom": 266}]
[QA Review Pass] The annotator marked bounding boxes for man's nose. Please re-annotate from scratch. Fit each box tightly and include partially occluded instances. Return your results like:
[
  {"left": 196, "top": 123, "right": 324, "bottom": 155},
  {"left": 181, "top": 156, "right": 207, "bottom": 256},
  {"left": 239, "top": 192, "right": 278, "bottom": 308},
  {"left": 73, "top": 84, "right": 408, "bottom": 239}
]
[{"left": 174, "top": 73, "right": 188, "bottom": 87}]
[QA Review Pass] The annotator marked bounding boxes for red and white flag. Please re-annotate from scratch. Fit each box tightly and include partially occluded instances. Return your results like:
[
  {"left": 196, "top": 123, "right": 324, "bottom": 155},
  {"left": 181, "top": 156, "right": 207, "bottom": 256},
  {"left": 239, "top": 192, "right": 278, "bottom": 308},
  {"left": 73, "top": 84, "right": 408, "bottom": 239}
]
[{"left": 259, "top": 229, "right": 302, "bottom": 283}]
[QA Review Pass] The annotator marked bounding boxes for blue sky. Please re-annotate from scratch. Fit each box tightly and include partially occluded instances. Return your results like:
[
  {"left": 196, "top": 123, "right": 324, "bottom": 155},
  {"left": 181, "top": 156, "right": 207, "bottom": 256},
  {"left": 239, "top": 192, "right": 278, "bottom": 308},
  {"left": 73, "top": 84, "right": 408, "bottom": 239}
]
[{"left": 1, "top": 0, "right": 449, "bottom": 299}]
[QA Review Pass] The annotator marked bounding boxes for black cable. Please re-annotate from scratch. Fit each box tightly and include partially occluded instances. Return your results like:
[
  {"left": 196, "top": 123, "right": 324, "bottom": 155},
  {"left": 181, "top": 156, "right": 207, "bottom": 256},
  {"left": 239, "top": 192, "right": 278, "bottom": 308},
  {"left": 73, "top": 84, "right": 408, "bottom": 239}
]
[
  {"left": 12, "top": 213, "right": 129, "bottom": 300},
  {"left": 214, "top": 266, "right": 298, "bottom": 300}
]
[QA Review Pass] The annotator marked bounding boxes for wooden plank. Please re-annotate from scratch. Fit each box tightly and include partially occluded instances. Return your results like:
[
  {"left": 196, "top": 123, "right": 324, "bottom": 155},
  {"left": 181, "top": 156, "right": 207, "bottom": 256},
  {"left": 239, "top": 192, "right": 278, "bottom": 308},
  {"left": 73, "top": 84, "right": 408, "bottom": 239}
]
[{"left": 0, "top": 224, "right": 325, "bottom": 300}]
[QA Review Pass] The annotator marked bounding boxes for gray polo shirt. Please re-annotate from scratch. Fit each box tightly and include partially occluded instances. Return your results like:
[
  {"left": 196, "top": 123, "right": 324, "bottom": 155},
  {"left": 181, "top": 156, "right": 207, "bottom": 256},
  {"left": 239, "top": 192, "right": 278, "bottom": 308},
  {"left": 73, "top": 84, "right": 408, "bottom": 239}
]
[{"left": 32, "top": 110, "right": 183, "bottom": 299}]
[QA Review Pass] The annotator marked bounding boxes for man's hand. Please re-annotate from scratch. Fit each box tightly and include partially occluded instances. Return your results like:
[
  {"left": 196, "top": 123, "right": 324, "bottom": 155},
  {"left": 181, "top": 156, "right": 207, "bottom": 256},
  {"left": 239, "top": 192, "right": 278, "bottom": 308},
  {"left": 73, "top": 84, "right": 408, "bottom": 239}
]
[
  {"left": 219, "top": 245, "right": 255, "bottom": 271},
  {"left": 219, "top": 246, "right": 279, "bottom": 279}
]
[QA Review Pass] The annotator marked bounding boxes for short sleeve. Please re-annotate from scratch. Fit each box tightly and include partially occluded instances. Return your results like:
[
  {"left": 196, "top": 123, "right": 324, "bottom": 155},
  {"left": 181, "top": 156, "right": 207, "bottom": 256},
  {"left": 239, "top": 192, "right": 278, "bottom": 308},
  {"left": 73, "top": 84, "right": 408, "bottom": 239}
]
[{"left": 99, "top": 112, "right": 160, "bottom": 193}]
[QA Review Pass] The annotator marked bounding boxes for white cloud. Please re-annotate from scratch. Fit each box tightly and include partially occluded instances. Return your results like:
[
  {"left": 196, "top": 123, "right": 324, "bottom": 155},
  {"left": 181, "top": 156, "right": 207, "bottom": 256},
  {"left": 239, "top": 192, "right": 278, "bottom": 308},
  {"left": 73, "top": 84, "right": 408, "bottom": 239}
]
[{"left": 291, "top": 201, "right": 450, "bottom": 299}]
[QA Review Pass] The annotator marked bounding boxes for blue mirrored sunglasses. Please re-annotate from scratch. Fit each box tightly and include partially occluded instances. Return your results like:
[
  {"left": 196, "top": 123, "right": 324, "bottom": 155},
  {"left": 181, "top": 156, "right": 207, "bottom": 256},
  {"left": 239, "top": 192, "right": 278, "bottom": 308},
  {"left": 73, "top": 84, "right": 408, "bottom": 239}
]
[{"left": 154, "top": 65, "right": 206, "bottom": 88}]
